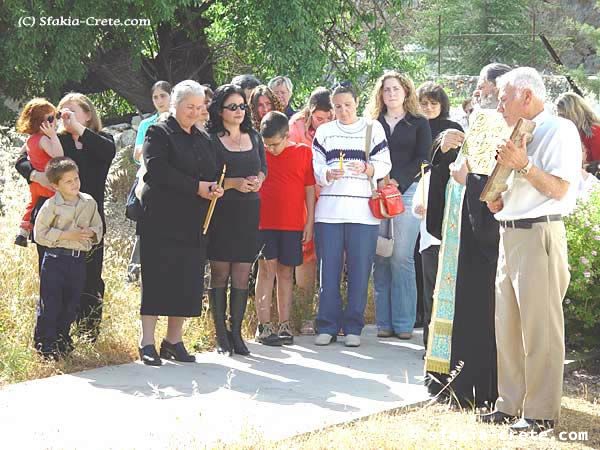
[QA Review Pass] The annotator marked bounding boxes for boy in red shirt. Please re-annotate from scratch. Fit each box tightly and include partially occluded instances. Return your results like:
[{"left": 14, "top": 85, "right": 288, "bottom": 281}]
[{"left": 255, "top": 111, "right": 316, "bottom": 345}]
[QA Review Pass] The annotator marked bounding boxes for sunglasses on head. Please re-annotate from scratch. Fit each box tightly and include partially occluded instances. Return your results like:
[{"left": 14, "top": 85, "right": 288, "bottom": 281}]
[
  {"left": 222, "top": 103, "right": 248, "bottom": 112},
  {"left": 47, "top": 111, "right": 62, "bottom": 123},
  {"left": 333, "top": 80, "right": 353, "bottom": 90}
]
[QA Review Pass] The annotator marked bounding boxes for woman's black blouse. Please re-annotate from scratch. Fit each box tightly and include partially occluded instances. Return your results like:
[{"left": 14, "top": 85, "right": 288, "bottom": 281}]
[
  {"left": 377, "top": 112, "right": 432, "bottom": 194},
  {"left": 211, "top": 129, "right": 267, "bottom": 201},
  {"left": 428, "top": 117, "right": 463, "bottom": 144}
]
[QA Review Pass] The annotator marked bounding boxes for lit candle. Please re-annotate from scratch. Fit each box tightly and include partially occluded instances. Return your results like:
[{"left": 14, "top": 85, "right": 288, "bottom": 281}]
[{"left": 339, "top": 152, "right": 345, "bottom": 170}]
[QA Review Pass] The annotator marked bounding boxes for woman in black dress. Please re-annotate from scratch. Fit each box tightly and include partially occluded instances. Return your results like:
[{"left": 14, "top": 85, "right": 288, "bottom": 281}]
[
  {"left": 15, "top": 92, "right": 115, "bottom": 345},
  {"left": 138, "top": 80, "right": 224, "bottom": 366},
  {"left": 206, "top": 84, "right": 267, "bottom": 356}
]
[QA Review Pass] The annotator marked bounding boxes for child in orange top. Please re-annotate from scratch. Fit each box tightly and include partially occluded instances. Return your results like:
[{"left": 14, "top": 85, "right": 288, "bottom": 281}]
[{"left": 15, "top": 98, "right": 64, "bottom": 246}]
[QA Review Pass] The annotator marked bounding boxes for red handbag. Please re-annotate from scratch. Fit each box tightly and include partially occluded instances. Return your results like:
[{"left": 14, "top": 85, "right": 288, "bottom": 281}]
[
  {"left": 363, "top": 121, "right": 404, "bottom": 219},
  {"left": 369, "top": 182, "right": 404, "bottom": 219}
]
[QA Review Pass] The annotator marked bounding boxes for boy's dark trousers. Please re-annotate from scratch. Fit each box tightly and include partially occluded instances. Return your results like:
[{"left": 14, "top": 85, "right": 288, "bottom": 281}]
[
  {"left": 34, "top": 249, "right": 87, "bottom": 351},
  {"left": 36, "top": 241, "right": 104, "bottom": 341}
]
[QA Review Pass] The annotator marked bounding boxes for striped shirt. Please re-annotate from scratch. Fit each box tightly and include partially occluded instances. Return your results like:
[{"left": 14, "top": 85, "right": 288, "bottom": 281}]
[{"left": 312, "top": 118, "right": 391, "bottom": 225}]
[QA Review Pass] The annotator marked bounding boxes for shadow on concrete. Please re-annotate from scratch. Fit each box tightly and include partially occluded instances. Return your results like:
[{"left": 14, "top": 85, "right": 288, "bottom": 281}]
[{"left": 73, "top": 326, "right": 426, "bottom": 414}]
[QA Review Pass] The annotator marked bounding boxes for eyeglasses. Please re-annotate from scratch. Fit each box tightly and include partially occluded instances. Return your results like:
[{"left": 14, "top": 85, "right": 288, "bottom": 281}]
[
  {"left": 47, "top": 112, "right": 62, "bottom": 123},
  {"left": 222, "top": 103, "right": 248, "bottom": 112}
]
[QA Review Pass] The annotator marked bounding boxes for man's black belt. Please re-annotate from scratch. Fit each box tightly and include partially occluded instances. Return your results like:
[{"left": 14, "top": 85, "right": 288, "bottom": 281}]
[
  {"left": 499, "top": 214, "right": 562, "bottom": 229},
  {"left": 46, "top": 248, "right": 87, "bottom": 258}
]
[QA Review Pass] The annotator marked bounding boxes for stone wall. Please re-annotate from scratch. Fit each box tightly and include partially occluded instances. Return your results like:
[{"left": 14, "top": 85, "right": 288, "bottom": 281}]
[{"left": 438, "top": 74, "right": 583, "bottom": 104}]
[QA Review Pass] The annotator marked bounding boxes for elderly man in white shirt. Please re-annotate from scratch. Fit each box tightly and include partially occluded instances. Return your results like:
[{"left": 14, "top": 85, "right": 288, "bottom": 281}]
[{"left": 479, "top": 67, "right": 581, "bottom": 434}]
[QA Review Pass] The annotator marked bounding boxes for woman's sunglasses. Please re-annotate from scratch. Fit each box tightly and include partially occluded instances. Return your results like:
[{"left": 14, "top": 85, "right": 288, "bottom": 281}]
[
  {"left": 222, "top": 103, "right": 248, "bottom": 112},
  {"left": 47, "top": 111, "right": 62, "bottom": 123}
]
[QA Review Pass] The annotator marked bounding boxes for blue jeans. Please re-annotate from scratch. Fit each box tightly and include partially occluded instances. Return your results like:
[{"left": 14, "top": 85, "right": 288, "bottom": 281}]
[
  {"left": 315, "top": 222, "right": 378, "bottom": 336},
  {"left": 373, "top": 182, "right": 421, "bottom": 333}
]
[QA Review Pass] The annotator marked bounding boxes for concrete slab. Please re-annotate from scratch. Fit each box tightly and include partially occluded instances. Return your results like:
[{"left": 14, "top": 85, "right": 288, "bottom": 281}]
[{"left": 0, "top": 325, "right": 429, "bottom": 448}]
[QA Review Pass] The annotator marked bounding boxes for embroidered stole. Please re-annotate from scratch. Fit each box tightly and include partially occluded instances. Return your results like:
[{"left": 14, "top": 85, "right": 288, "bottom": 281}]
[{"left": 425, "top": 176, "right": 465, "bottom": 374}]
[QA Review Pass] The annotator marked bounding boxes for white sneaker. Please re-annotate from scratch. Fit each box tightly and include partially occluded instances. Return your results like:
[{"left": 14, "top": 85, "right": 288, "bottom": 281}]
[
  {"left": 314, "top": 334, "right": 336, "bottom": 346},
  {"left": 344, "top": 334, "right": 360, "bottom": 347}
]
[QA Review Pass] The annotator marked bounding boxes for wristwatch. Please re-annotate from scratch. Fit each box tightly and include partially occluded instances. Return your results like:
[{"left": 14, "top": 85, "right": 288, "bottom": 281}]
[{"left": 517, "top": 158, "right": 533, "bottom": 176}]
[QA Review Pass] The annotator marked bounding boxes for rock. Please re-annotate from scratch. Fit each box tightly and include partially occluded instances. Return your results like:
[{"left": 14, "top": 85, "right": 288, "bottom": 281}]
[
  {"left": 7, "top": 130, "right": 25, "bottom": 147},
  {"left": 130, "top": 115, "right": 142, "bottom": 131},
  {"left": 112, "top": 132, "right": 123, "bottom": 148},
  {"left": 119, "top": 129, "right": 137, "bottom": 149},
  {"left": 110, "top": 123, "right": 130, "bottom": 132}
]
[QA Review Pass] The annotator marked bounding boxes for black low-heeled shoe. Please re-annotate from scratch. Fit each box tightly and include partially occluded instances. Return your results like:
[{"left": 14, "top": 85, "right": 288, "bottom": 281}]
[
  {"left": 160, "top": 340, "right": 196, "bottom": 362},
  {"left": 139, "top": 344, "right": 162, "bottom": 366}
]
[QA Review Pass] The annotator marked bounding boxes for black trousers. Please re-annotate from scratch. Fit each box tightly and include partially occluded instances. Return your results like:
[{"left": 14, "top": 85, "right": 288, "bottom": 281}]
[
  {"left": 37, "top": 241, "right": 105, "bottom": 339},
  {"left": 421, "top": 244, "right": 439, "bottom": 349},
  {"left": 34, "top": 250, "right": 86, "bottom": 348},
  {"left": 415, "top": 235, "right": 424, "bottom": 326}
]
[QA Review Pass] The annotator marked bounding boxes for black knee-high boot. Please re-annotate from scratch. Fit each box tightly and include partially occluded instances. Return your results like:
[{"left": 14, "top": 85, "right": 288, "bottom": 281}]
[
  {"left": 229, "top": 288, "right": 250, "bottom": 355},
  {"left": 209, "top": 287, "right": 232, "bottom": 356}
]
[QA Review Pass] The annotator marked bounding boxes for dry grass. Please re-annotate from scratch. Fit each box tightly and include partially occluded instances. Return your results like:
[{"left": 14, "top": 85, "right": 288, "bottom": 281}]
[
  {"left": 2, "top": 143, "right": 597, "bottom": 450},
  {"left": 0, "top": 145, "right": 218, "bottom": 385},
  {"left": 204, "top": 365, "right": 599, "bottom": 450},
  {"left": 0, "top": 144, "right": 373, "bottom": 386}
]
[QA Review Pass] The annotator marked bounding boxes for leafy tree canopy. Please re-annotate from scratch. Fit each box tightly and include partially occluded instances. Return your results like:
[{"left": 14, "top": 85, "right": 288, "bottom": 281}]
[{"left": 0, "top": 0, "right": 421, "bottom": 114}]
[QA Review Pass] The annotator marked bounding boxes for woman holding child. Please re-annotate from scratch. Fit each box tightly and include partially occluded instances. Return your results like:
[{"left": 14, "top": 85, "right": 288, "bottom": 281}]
[
  {"left": 137, "top": 80, "right": 224, "bottom": 366},
  {"left": 15, "top": 92, "right": 116, "bottom": 343},
  {"left": 312, "top": 82, "right": 391, "bottom": 347}
]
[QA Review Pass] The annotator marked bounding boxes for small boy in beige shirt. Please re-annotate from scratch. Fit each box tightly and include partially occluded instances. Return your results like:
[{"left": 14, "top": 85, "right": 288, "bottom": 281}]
[{"left": 33, "top": 157, "right": 103, "bottom": 359}]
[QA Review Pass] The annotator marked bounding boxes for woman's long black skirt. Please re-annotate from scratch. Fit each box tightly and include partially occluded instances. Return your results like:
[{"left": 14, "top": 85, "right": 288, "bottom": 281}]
[{"left": 140, "top": 233, "right": 207, "bottom": 317}]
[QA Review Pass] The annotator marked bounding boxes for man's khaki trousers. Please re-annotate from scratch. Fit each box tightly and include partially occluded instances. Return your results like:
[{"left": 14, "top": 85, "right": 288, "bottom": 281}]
[{"left": 494, "top": 221, "right": 570, "bottom": 421}]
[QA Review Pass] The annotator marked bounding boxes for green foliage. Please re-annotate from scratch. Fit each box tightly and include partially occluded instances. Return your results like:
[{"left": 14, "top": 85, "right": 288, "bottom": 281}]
[
  {"left": 88, "top": 90, "right": 136, "bottom": 120},
  {"left": 412, "top": 0, "right": 550, "bottom": 76},
  {"left": 0, "top": 1, "right": 187, "bottom": 99},
  {"left": 564, "top": 187, "right": 600, "bottom": 350},
  {"left": 205, "top": 0, "right": 425, "bottom": 109},
  {"left": 0, "top": 0, "right": 426, "bottom": 116}
]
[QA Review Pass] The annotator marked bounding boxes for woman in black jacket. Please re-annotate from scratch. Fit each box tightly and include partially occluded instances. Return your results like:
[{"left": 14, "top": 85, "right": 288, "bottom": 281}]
[
  {"left": 137, "top": 80, "right": 224, "bottom": 365},
  {"left": 366, "top": 71, "right": 432, "bottom": 340},
  {"left": 15, "top": 92, "right": 115, "bottom": 345}
]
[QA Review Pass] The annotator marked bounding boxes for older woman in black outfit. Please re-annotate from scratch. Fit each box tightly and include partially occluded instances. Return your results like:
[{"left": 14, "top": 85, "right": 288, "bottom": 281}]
[
  {"left": 15, "top": 92, "right": 115, "bottom": 345},
  {"left": 207, "top": 84, "right": 266, "bottom": 356},
  {"left": 137, "top": 80, "right": 224, "bottom": 366}
]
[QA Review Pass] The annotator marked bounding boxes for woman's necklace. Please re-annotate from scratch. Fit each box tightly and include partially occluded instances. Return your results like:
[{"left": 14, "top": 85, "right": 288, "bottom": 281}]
[
  {"left": 385, "top": 110, "right": 405, "bottom": 121},
  {"left": 224, "top": 130, "right": 242, "bottom": 151}
]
